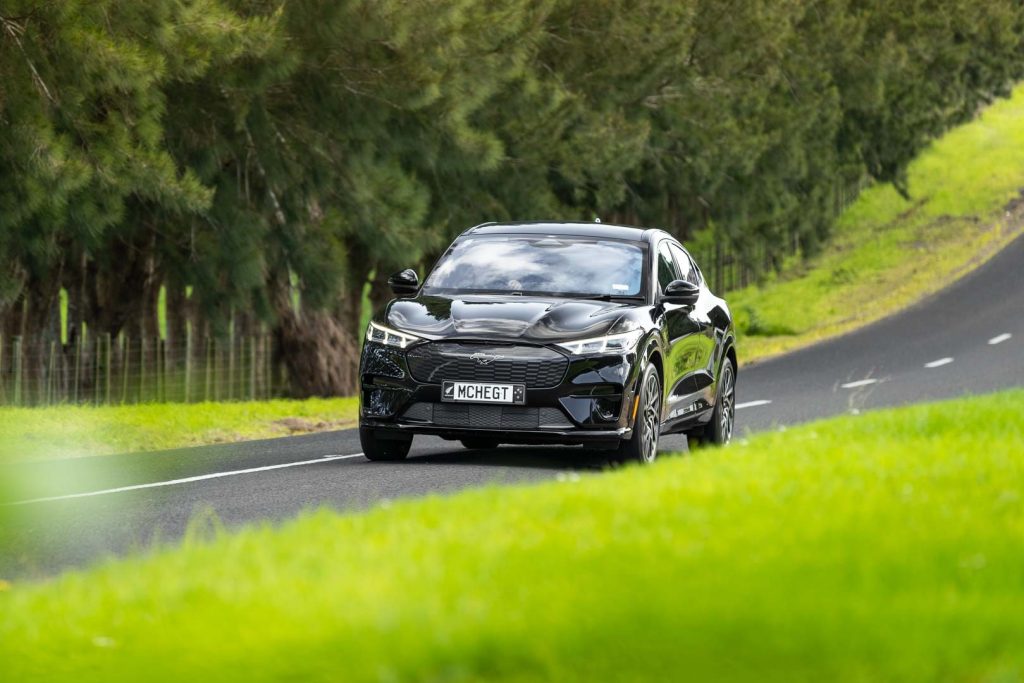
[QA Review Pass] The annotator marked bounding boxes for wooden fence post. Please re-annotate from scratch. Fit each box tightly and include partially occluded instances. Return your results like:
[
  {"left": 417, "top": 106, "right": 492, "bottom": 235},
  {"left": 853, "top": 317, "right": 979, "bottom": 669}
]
[
  {"left": 249, "top": 335, "right": 257, "bottom": 402},
  {"left": 185, "top": 325, "right": 193, "bottom": 403},
  {"left": 47, "top": 341, "right": 56, "bottom": 406},
  {"left": 14, "top": 336, "right": 23, "bottom": 407},
  {"left": 73, "top": 334, "right": 82, "bottom": 404},
  {"left": 163, "top": 337, "right": 168, "bottom": 403},
  {"left": 0, "top": 333, "right": 5, "bottom": 406},
  {"left": 156, "top": 338, "right": 164, "bottom": 403},
  {"left": 104, "top": 333, "right": 112, "bottom": 405},
  {"left": 121, "top": 335, "right": 130, "bottom": 404},
  {"left": 204, "top": 337, "right": 212, "bottom": 403},
  {"left": 228, "top": 330, "right": 236, "bottom": 401},
  {"left": 265, "top": 334, "right": 272, "bottom": 399},
  {"left": 140, "top": 337, "right": 148, "bottom": 403},
  {"left": 92, "top": 336, "right": 100, "bottom": 405},
  {"left": 213, "top": 338, "right": 221, "bottom": 402}
]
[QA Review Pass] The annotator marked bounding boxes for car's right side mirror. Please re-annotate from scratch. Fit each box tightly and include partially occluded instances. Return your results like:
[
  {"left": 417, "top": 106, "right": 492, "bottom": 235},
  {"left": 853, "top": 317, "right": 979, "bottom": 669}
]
[
  {"left": 388, "top": 268, "right": 420, "bottom": 296},
  {"left": 661, "top": 279, "right": 699, "bottom": 306}
]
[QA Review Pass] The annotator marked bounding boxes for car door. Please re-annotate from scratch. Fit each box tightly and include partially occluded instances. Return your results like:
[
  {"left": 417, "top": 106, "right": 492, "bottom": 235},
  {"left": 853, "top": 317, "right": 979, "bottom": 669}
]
[
  {"left": 655, "top": 240, "right": 704, "bottom": 423},
  {"left": 669, "top": 243, "right": 716, "bottom": 382}
]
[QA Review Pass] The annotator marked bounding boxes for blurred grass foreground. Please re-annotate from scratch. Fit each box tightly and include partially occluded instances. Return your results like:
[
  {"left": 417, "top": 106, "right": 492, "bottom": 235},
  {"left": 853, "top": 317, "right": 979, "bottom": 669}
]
[
  {"left": 2, "top": 390, "right": 1023, "bottom": 681},
  {"left": 0, "top": 398, "right": 358, "bottom": 463}
]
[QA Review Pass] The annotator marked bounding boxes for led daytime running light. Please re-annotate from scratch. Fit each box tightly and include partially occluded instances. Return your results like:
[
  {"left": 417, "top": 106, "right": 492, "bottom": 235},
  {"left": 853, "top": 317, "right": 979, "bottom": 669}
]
[
  {"left": 366, "top": 321, "right": 421, "bottom": 349},
  {"left": 556, "top": 329, "right": 643, "bottom": 355}
]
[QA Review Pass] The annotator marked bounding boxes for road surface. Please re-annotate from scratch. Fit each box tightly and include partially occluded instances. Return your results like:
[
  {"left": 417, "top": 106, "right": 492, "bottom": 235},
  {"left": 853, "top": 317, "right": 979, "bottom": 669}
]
[{"left": 3, "top": 232, "right": 1022, "bottom": 578}]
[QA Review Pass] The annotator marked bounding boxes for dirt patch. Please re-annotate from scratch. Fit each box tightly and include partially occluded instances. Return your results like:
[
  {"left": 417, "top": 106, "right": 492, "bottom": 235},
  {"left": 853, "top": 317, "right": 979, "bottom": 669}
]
[
  {"left": 271, "top": 417, "right": 354, "bottom": 434},
  {"left": 879, "top": 196, "right": 929, "bottom": 231},
  {"left": 1003, "top": 188, "right": 1024, "bottom": 214},
  {"left": 196, "top": 430, "right": 246, "bottom": 445}
]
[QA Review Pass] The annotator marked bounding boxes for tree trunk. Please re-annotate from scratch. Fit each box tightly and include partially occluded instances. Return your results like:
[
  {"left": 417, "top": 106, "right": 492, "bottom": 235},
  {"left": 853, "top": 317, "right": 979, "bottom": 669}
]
[
  {"left": 1, "top": 292, "right": 24, "bottom": 339},
  {"left": 272, "top": 276, "right": 359, "bottom": 397},
  {"left": 84, "top": 232, "right": 156, "bottom": 340},
  {"left": 21, "top": 276, "right": 61, "bottom": 405},
  {"left": 165, "top": 283, "right": 187, "bottom": 349},
  {"left": 367, "top": 274, "right": 392, "bottom": 326}
]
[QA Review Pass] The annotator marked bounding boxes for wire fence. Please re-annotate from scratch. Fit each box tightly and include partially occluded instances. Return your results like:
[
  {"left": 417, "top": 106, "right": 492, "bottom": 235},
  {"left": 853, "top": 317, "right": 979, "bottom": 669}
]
[{"left": 0, "top": 332, "right": 278, "bottom": 407}]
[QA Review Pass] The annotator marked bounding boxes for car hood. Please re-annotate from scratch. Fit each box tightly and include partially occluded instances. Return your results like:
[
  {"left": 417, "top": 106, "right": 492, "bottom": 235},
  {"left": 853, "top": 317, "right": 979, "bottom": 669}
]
[{"left": 385, "top": 293, "right": 633, "bottom": 343}]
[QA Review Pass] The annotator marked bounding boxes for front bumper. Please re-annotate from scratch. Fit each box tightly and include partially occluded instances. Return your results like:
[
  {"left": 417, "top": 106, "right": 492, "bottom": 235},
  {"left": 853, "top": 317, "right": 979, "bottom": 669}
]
[
  {"left": 358, "top": 340, "right": 643, "bottom": 445},
  {"left": 359, "top": 419, "right": 632, "bottom": 447}
]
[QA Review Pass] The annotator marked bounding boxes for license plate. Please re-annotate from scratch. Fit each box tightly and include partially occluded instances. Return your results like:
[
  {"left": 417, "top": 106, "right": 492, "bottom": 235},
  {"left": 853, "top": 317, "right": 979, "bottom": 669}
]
[{"left": 442, "top": 381, "right": 525, "bottom": 405}]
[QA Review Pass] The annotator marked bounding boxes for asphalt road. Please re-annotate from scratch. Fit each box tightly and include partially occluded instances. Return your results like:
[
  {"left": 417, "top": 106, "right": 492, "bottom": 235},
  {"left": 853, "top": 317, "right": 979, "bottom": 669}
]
[{"left": 3, "top": 232, "right": 1023, "bottom": 579}]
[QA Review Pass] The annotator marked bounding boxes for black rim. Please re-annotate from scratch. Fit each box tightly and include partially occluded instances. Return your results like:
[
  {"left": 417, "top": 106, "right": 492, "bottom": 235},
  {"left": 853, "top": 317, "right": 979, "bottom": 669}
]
[
  {"left": 641, "top": 374, "right": 661, "bottom": 462},
  {"left": 719, "top": 363, "right": 735, "bottom": 444}
]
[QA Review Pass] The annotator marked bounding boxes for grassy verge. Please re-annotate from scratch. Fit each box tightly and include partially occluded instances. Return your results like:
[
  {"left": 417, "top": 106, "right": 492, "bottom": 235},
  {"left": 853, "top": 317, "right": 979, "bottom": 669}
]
[
  {"left": 732, "top": 83, "right": 1024, "bottom": 363},
  {"left": 2, "top": 390, "right": 1022, "bottom": 681},
  {"left": 0, "top": 398, "right": 358, "bottom": 463}
]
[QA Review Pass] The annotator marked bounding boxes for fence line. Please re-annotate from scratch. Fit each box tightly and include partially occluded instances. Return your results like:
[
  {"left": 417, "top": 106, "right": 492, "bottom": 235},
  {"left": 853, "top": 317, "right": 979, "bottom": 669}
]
[{"left": 0, "top": 333, "right": 278, "bottom": 407}]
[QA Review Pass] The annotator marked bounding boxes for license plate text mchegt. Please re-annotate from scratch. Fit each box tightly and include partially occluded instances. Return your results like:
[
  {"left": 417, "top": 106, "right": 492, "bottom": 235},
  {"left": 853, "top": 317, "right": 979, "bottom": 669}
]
[{"left": 442, "top": 381, "right": 525, "bottom": 404}]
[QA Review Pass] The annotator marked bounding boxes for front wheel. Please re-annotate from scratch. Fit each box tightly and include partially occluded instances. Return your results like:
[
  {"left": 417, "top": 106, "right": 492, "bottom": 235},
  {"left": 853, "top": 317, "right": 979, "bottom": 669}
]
[
  {"left": 360, "top": 427, "right": 412, "bottom": 461},
  {"left": 615, "top": 364, "right": 662, "bottom": 464},
  {"left": 687, "top": 358, "right": 736, "bottom": 450}
]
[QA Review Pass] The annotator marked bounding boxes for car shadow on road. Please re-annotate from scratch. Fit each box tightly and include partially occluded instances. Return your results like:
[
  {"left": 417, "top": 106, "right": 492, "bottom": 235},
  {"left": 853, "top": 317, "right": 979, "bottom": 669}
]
[{"left": 400, "top": 445, "right": 613, "bottom": 471}]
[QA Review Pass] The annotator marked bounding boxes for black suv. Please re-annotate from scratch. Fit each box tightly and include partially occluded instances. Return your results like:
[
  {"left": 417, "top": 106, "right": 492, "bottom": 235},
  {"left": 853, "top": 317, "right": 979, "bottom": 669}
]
[{"left": 359, "top": 221, "right": 737, "bottom": 463}]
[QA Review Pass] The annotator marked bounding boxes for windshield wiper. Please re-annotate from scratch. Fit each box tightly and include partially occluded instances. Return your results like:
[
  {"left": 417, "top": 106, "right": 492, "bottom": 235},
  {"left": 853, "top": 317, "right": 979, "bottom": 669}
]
[{"left": 579, "top": 294, "right": 646, "bottom": 302}]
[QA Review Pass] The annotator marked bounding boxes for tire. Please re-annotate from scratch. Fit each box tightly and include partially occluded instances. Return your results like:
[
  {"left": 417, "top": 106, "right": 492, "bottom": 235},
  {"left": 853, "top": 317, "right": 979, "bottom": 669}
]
[
  {"left": 460, "top": 438, "right": 499, "bottom": 450},
  {"left": 360, "top": 426, "right": 412, "bottom": 461},
  {"left": 687, "top": 357, "right": 736, "bottom": 450},
  {"left": 615, "top": 364, "right": 662, "bottom": 464}
]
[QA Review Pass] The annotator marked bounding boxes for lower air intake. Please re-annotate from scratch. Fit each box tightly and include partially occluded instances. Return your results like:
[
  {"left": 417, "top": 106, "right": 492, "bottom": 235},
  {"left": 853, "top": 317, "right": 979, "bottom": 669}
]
[{"left": 400, "top": 402, "right": 572, "bottom": 430}]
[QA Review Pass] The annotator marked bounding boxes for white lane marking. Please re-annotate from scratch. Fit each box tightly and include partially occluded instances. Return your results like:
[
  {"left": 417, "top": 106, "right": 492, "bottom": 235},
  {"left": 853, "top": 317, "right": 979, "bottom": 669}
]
[
  {"left": 840, "top": 378, "right": 879, "bottom": 389},
  {"left": 988, "top": 333, "right": 1012, "bottom": 345},
  {"left": 735, "top": 400, "right": 772, "bottom": 410},
  {"left": 924, "top": 357, "right": 954, "bottom": 368},
  {"left": 6, "top": 453, "right": 364, "bottom": 507}
]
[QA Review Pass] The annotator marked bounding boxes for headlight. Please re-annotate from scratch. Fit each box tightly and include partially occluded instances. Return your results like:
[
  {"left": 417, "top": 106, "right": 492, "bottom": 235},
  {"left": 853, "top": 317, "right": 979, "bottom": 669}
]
[
  {"left": 366, "top": 321, "right": 421, "bottom": 349},
  {"left": 556, "top": 329, "right": 643, "bottom": 355}
]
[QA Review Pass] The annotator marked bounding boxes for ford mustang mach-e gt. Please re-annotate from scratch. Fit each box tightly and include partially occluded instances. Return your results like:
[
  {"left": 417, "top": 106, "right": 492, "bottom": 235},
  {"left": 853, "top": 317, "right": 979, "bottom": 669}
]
[{"left": 358, "top": 221, "right": 737, "bottom": 463}]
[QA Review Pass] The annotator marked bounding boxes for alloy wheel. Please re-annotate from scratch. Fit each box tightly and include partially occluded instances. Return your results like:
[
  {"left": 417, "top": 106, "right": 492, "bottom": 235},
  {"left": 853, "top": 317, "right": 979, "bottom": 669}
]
[
  {"left": 641, "top": 374, "right": 661, "bottom": 462},
  {"left": 719, "top": 363, "right": 735, "bottom": 444}
]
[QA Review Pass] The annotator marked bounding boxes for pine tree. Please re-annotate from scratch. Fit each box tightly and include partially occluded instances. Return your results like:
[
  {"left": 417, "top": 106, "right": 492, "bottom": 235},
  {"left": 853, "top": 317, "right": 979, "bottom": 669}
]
[{"left": 3, "top": 0, "right": 1023, "bottom": 398}]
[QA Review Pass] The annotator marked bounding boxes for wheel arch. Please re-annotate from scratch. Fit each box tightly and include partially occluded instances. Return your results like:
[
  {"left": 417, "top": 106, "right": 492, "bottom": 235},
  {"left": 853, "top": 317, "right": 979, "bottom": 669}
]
[
  {"left": 724, "top": 342, "right": 737, "bottom": 376},
  {"left": 715, "top": 336, "right": 738, "bottom": 404},
  {"left": 646, "top": 345, "right": 664, "bottom": 386}
]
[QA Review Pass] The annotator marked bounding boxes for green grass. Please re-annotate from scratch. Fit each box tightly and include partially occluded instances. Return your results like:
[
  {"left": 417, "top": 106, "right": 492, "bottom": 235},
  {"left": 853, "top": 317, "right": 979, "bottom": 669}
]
[
  {"left": 731, "top": 83, "right": 1024, "bottom": 362},
  {"left": 0, "top": 398, "right": 358, "bottom": 463},
  {"left": 3, "top": 390, "right": 1023, "bottom": 682}
]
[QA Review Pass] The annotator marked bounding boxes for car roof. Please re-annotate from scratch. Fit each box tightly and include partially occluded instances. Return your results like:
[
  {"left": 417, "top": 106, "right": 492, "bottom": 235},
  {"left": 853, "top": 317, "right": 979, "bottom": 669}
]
[{"left": 462, "top": 221, "right": 664, "bottom": 242}]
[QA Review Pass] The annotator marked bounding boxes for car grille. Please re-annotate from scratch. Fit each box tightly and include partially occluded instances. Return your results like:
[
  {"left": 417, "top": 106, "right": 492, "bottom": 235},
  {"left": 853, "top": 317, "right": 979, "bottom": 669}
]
[
  {"left": 400, "top": 402, "right": 572, "bottom": 430},
  {"left": 406, "top": 343, "right": 568, "bottom": 388}
]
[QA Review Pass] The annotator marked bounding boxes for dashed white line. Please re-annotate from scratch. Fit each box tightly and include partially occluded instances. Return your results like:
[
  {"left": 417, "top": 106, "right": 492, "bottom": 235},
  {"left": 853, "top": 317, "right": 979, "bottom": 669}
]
[
  {"left": 6, "top": 453, "right": 364, "bottom": 506},
  {"left": 924, "top": 357, "right": 954, "bottom": 368},
  {"left": 840, "top": 378, "right": 879, "bottom": 389},
  {"left": 988, "top": 333, "right": 1012, "bottom": 346},
  {"left": 735, "top": 400, "right": 772, "bottom": 410}
]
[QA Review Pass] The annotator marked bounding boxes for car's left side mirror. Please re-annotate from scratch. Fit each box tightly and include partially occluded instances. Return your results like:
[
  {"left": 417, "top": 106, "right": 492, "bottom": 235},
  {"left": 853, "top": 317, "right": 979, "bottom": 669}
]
[
  {"left": 388, "top": 269, "right": 420, "bottom": 296},
  {"left": 661, "top": 279, "right": 699, "bottom": 306}
]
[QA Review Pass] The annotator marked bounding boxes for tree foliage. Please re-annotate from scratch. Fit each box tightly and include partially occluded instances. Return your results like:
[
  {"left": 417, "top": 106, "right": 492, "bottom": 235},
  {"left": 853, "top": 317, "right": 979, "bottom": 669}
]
[{"left": 2, "top": 0, "right": 1022, "bottom": 395}]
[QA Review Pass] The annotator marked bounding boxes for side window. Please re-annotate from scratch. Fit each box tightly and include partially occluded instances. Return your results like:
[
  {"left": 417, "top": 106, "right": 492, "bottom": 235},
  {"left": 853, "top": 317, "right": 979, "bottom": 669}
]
[
  {"left": 669, "top": 244, "right": 700, "bottom": 286},
  {"left": 657, "top": 241, "right": 681, "bottom": 292}
]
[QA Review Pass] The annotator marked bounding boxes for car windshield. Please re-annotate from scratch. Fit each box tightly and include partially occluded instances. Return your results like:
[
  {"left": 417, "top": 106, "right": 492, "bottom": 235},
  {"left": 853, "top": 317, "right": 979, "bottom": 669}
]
[{"left": 423, "top": 236, "right": 646, "bottom": 298}]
